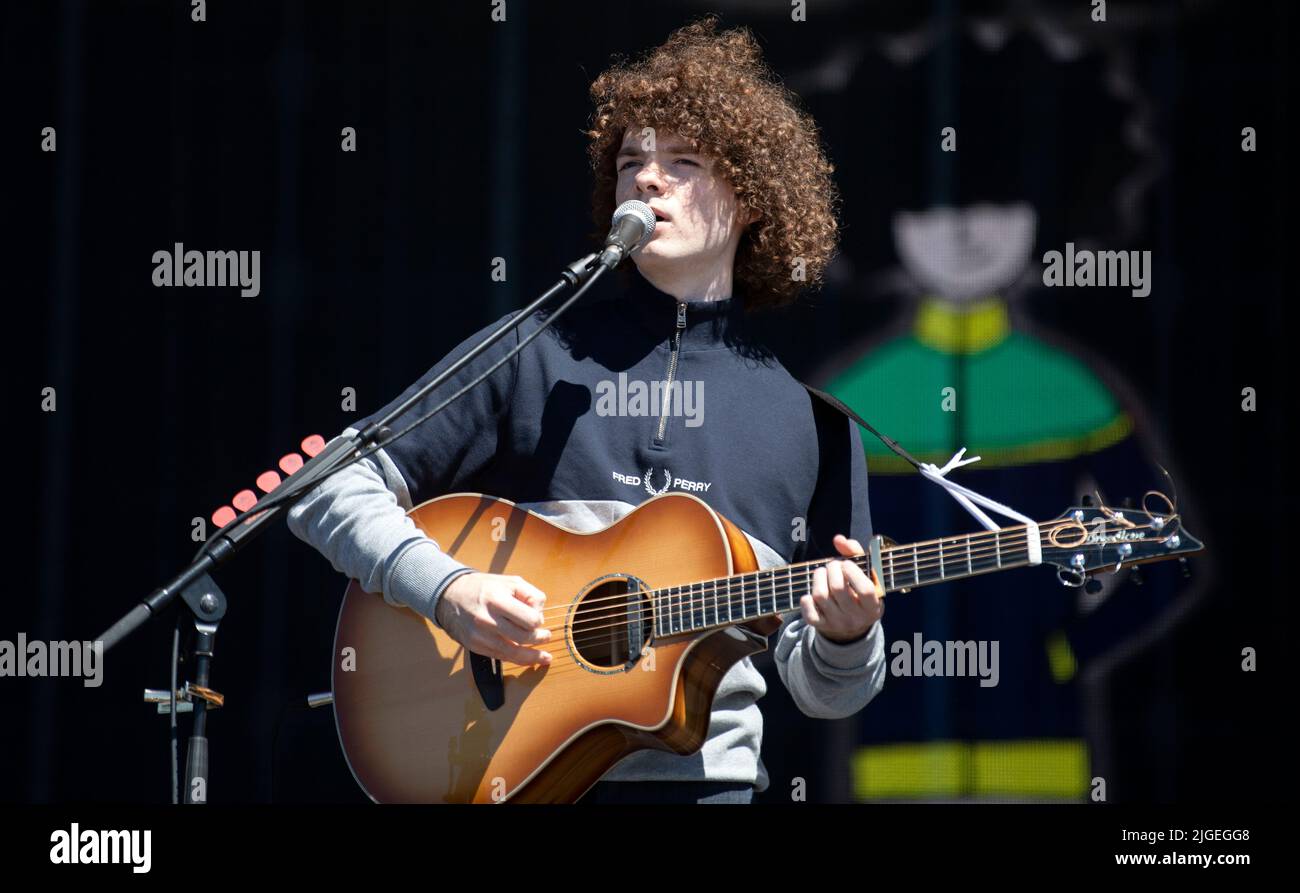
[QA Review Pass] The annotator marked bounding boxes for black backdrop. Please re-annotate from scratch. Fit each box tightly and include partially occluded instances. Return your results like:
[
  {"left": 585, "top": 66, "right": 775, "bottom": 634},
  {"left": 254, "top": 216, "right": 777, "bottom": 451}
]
[{"left": 2, "top": 0, "right": 1288, "bottom": 804}]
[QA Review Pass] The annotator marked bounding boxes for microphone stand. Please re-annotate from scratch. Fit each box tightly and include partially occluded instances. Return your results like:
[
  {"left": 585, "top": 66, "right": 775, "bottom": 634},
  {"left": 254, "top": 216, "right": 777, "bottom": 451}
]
[{"left": 99, "top": 248, "right": 616, "bottom": 803}]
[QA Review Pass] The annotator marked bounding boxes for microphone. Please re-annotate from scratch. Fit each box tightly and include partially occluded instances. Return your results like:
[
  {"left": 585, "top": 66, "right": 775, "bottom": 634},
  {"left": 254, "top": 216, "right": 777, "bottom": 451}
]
[{"left": 598, "top": 200, "right": 657, "bottom": 269}]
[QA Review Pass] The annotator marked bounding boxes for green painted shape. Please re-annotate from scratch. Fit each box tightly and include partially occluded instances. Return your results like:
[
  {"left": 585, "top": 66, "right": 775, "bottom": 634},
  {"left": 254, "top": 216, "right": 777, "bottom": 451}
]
[{"left": 827, "top": 331, "right": 1124, "bottom": 460}]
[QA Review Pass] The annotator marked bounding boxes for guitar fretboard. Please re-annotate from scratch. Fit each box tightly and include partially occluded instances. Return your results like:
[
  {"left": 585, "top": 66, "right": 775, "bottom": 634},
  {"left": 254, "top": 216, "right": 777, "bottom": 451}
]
[{"left": 652, "top": 527, "right": 1034, "bottom": 637}]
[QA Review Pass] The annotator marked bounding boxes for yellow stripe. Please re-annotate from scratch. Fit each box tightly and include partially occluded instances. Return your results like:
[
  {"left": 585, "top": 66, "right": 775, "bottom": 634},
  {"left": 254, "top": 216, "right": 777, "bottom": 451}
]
[
  {"left": 914, "top": 296, "right": 1011, "bottom": 354},
  {"left": 851, "top": 740, "right": 1090, "bottom": 800},
  {"left": 1046, "top": 631, "right": 1077, "bottom": 684},
  {"left": 866, "top": 411, "right": 1133, "bottom": 474}
]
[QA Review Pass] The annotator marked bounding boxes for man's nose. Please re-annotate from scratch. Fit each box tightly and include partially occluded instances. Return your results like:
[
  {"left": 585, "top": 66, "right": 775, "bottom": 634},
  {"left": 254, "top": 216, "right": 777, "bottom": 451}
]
[{"left": 635, "top": 162, "right": 665, "bottom": 195}]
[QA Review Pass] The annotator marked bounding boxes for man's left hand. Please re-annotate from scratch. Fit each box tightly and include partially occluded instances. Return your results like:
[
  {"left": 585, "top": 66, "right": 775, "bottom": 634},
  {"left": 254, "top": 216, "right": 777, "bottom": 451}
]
[{"left": 801, "top": 534, "right": 884, "bottom": 644}]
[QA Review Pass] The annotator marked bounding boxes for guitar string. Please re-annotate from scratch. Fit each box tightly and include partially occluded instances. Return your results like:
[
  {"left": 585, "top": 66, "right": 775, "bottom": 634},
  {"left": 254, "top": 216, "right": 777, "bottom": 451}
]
[
  {"left": 501, "top": 537, "right": 1084, "bottom": 677},
  {"left": 566, "top": 531, "right": 1044, "bottom": 630},
  {"left": 560, "top": 537, "right": 1049, "bottom": 653},
  {"left": 497, "top": 523, "right": 1168, "bottom": 674},
  {"left": 534, "top": 516, "right": 1156, "bottom": 626},
  {"left": 528, "top": 531, "right": 1041, "bottom": 658},
  {"left": 527, "top": 515, "right": 1154, "bottom": 624},
  {"left": 532, "top": 522, "right": 1160, "bottom": 654},
  {"left": 524, "top": 516, "right": 1093, "bottom": 623},
  {"left": 511, "top": 540, "right": 1038, "bottom": 680},
  {"left": 427, "top": 517, "right": 1167, "bottom": 674}
]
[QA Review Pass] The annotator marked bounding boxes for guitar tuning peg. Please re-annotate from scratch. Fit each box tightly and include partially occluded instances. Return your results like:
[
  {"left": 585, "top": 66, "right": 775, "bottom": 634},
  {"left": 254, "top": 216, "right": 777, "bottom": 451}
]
[
  {"left": 1129, "top": 567, "right": 1144, "bottom": 586},
  {"left": 1084, "top": 577, "right": 1103, "bottom": 594},
  {"left": 1178, "top": 557, "right": 1192, "bottom": 579}
]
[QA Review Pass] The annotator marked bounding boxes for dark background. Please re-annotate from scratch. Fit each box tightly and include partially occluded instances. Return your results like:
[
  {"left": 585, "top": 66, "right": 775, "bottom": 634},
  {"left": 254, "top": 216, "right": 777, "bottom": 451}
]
[{"left": 1, "top": 0, "right": 1288, "bottom": 803}]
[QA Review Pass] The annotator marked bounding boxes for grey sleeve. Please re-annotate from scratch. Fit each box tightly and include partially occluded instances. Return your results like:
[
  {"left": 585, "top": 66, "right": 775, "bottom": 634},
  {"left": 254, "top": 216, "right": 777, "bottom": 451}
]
[
  {"left": 284, "top": 431, "right": 476, "bottom": 629},
  {"left": 772, "top": 613, "right": 887, "bottom": 720}
]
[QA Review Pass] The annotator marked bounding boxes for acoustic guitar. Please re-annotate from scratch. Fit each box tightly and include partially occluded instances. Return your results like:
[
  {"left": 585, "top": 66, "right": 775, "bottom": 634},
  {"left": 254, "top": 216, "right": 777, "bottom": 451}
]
[{"left": 329, "top": 489, "right": 1201, "bottom": 803}]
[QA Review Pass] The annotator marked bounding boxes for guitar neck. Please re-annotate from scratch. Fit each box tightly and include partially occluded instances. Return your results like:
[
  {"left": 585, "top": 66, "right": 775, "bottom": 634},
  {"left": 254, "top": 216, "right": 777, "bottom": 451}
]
[{"left": 652, "top": 524, "right": 1037, "bottom": 638}]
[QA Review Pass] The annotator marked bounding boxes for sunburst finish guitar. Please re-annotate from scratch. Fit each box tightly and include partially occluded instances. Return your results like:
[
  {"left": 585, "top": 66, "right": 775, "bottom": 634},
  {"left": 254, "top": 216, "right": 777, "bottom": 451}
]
[{"left": 330, "top": 490, "right": 1201, "bottom": 803}]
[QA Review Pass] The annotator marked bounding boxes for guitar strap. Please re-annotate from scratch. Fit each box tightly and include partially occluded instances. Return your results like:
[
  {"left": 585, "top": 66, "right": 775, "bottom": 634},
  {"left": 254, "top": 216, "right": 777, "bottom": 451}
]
[
  {"left": 801, "top": 382, "right": 1044, "bottom": 565},
  {"left": 800, "top": 382, "right": 922, "bottom": 472}
]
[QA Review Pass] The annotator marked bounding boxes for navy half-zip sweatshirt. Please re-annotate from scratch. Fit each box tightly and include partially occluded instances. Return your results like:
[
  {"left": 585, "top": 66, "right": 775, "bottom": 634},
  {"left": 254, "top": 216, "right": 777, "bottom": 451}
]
[{"left": 287, "top": 269, "right": 887, "bottom": 792}]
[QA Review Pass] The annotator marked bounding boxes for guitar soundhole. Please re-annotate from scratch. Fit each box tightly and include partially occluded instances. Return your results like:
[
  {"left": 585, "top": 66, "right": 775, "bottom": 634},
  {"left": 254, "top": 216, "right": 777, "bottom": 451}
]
[{"left": 569, "top": 576, "right": 653, "bottom": 672}]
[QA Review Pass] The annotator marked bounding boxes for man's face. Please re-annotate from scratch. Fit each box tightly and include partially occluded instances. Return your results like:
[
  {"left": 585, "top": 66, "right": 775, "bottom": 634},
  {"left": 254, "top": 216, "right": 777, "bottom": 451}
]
[{"left": 614, "top": 128, "right": 753, "bottom": 274}]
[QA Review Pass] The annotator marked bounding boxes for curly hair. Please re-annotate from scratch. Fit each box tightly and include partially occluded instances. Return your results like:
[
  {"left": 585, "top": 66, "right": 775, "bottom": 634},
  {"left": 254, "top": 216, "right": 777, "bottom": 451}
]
[{"left": 585, "top": 16, "right": 840, "bottom": 312}]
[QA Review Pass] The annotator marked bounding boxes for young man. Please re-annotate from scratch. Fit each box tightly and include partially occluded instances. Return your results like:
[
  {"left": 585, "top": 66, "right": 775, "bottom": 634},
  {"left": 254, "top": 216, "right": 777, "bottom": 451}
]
[{"left": 288, "top": 17, "right": 886, "bottom": 804}]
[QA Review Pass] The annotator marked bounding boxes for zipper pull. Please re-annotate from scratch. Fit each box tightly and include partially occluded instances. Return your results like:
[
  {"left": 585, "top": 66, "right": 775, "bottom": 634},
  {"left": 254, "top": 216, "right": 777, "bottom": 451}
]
[{"left": 676, "top": 302, "right": 687, "bottom": 329}]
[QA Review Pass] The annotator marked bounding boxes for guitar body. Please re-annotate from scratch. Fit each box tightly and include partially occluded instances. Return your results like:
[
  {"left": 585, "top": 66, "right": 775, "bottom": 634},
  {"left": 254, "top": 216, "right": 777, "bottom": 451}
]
[{"left": 331, "top": 491, "right": 779, "bottom": 803}]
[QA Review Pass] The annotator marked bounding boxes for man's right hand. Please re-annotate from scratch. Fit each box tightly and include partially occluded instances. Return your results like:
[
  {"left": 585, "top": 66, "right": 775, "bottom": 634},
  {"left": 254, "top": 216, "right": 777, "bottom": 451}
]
[{"left": 434, "top": 572, "right": 553, "bottom": 666}]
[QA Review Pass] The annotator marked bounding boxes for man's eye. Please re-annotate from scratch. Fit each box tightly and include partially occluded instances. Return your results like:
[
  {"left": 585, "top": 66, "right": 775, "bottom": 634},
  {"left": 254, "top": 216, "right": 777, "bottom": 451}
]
[{"left": 617, "top": 158, "right": 696, "bottom": 171}]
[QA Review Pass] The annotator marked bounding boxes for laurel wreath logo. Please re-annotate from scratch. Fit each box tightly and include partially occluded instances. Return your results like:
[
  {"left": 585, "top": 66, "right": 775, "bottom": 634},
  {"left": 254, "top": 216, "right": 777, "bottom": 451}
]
[{"left": 644, "top": 468, "right": 672, "bottom": 497}]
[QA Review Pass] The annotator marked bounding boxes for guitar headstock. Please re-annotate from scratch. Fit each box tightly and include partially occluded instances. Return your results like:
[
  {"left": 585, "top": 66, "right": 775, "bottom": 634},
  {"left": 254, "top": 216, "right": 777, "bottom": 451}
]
[{"left": 1040, "top": 490, "right": 1203, "bottom": 587}]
